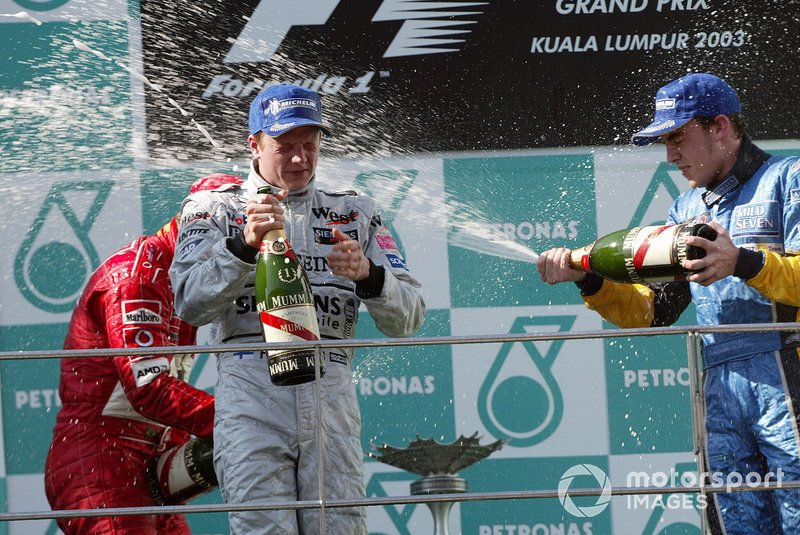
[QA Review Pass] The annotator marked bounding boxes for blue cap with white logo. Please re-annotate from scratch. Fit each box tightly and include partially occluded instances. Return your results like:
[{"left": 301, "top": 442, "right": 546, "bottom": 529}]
[
  {"left": 248, "top": 83, "right": 331, "bottom": 137},
  {"left": 632, "top": 73, "right": 741, "bottom": 146}
]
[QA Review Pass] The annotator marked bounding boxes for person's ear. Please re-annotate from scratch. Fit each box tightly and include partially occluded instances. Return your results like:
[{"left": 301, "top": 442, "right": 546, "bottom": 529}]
[
  {"left": 248, "top": 134, "right": 260, "bottom": 156},
  {"left": 712, "top": 114, "right": 731, "bottom": 137}
]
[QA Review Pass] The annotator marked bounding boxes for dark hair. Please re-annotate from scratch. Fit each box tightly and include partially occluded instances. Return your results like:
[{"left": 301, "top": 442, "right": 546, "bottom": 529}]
[{"left": 695, "top": 113, "right": 747, "bottom": 139}]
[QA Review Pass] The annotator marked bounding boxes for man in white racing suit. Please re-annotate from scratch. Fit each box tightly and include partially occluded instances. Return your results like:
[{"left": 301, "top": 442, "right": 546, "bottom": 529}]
[{"left": 170, "top": 83, "right": 425, "bottom": 534}]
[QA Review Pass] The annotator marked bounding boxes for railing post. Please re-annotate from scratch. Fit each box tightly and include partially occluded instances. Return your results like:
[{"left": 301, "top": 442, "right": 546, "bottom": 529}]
[
  {"left": 314, "top": 342, "right": 327, "bottom": 533},
  {"left": 686, "top": 330, "right": 708, "bottom": 533}
]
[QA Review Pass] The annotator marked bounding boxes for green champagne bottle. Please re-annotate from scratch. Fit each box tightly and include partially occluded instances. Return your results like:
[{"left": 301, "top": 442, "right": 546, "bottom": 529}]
[
  {"left": 149, "top": 437, "right": 217, "bottom": 505},
  {"left": 569, "top": 222, "right": 717, "bottom": 284},
  {"left": 254, "top": 184, "right": 324, "bottom": 385}
]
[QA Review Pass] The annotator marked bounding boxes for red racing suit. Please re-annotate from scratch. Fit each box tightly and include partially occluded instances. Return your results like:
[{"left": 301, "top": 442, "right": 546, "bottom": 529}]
[{"left": 44, "top": 199, "right": 225, "bottom": 533}]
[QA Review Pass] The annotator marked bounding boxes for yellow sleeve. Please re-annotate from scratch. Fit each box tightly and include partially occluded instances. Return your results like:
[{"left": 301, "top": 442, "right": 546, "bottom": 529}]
[
  {"left": 582, "top": 280, "right": 655, "bottom": 328},
  {"left": 746, "top": 250, "right": 800, "bottom": 306}
]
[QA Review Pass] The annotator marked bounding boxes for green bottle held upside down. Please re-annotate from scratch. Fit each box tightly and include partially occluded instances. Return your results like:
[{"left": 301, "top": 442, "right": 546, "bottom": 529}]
[
  {"left": 149, "top": 437, "right": 217, "bottom": 505},
  {"left": 254, "top": 184, "right": 324, "bottom": 385},
  {"left": 569, "top": 222, "right": 717, "bottom": 284}
]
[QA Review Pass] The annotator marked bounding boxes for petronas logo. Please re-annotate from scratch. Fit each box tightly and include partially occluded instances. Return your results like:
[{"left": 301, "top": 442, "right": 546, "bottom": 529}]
[
  {"left": 14, "top": 181, "right": 113, "bottom": 313},
  {"left": 478, "top": 316, "right": 575, "bottom": 447}
]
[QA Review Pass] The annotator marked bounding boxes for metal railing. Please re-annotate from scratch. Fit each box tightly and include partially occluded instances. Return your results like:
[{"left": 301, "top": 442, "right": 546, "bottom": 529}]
[{"left": 2, "top": 321, "right": 799, "bottom": 529}]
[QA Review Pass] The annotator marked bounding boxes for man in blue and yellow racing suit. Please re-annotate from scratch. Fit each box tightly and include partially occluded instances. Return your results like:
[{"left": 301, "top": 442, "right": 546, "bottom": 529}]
[{"left": 537, "top": 73, "right": 800, "bottom": 534}]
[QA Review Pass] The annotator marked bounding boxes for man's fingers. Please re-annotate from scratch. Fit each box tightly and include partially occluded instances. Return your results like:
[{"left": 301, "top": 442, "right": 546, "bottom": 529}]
[{"left": 331, "top": 227, "right": 351, "bottom": 243}]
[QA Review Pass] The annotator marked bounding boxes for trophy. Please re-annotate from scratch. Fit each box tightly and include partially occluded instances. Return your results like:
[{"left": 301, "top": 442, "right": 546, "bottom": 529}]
[{"left": 370, "top": 433, "right": 506, "bottom": 535}]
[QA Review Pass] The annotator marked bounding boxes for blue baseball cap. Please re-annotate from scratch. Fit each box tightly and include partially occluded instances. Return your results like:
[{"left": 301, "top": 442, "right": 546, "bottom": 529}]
[
  {"left": 631, "top": 73, "right": 741, "bottom": 146},
  {"left": 248, "top": 83, "right": 331, "bottom": 137}
]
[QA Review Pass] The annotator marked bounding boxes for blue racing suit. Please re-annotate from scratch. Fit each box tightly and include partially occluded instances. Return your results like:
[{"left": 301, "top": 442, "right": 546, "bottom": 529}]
[{"left": 576, "top": 136, "right": 800, "bottom": 534}]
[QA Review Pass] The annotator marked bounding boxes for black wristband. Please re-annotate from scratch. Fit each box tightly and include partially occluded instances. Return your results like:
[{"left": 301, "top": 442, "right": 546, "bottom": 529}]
[
  {"left": 226, "top": 234, "right": 259, "bottom": 264},
  {"left": 355, "top": 260, "right": 385, "bottom": 299},
  {"left": 733, "top": 248, "right": 765, "bottom": 281},
  {"left": 575, "top": 272, "right": 604, "bottom": 296}
]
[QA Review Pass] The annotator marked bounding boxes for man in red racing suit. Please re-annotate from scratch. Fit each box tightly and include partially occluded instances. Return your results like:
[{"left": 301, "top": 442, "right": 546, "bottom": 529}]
[{"left": 44, "top": 174, "right": 242, "bottom": 534}]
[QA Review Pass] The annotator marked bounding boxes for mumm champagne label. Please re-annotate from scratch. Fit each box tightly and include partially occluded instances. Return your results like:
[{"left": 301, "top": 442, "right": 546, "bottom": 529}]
[
  {"left": 259, "top": 305, "right": 319, "bottom": 344},
  {"left": 622, "top": 226, "right": 641, "bottom": 282},
  {"left": 624, "top": 224, "right": 691, "bottom": 283},
  {"left": 268, "top": 353, "right": 319, "bottom": 377},
  {"left": 269, "top": 293, "right": 312, "bottom": 308},
  {"left": 259, "top": 303, "right": 322, "bottom": 384},
  {"left": 255, "top": 219, "right": 323, "bottom": 384},
  {"left": 153, "top": 439, "right": 216, "bottom": 505}
]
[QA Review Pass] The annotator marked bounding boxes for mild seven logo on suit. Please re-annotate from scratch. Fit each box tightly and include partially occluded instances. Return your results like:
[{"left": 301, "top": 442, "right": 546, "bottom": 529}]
[{"left": 731, "top": 201, "right": 779, "bottom": 237}]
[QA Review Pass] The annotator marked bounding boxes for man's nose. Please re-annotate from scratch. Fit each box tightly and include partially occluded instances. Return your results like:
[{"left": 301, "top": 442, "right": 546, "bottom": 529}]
[{"left": 666, "top": 145, "right": 680, "bottom": 163}]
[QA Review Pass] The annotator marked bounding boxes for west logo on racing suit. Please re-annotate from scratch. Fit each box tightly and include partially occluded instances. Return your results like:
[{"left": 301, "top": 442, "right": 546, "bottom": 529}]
[
  {"left": 181, "top": 211, "right": 211, "bottom": 225},
  {"left": 311, "top": 206, "right": 360, "bottom": 225}
]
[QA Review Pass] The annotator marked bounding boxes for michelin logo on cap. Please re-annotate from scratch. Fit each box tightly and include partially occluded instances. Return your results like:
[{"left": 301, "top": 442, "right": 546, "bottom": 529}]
[
  {"left": 267, "top": 97, "right": 318, "bottom": 117},
  {"left": 248, "top": 83, "right": 329, "bottom": 137}
]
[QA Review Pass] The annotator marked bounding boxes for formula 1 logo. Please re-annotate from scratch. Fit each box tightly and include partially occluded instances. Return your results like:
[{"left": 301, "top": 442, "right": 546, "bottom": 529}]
[{"left": 224, "top": 0, "right": 489, "bottom": 64}]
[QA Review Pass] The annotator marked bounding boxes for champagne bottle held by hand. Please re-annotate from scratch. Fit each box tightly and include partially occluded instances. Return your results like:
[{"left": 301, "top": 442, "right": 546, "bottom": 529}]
[
  {"left": 254, "top": 184, "right": 324, "bottom": 385},
  {"left": 570, "top": 223, "right": 717, "bottom": 284},
  {"left": 149, "top": 437, "right": 218, "bottom": 505}
]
